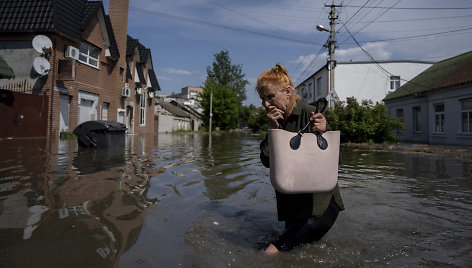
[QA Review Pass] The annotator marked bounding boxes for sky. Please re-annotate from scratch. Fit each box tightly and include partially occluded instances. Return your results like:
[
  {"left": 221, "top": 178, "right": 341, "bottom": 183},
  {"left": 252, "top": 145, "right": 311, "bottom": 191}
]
[{"left": 107, "top": 0, "right": 472, "bottom": 106}]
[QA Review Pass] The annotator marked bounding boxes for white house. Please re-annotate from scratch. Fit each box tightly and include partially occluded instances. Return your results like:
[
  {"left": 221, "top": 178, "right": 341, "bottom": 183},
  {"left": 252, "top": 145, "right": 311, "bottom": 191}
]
[
  {"left": 297, "top": 60, "right": 433, "bottom": 106},
  {"left": 384, "top": 51, "right": 472, "bottom": 146}
]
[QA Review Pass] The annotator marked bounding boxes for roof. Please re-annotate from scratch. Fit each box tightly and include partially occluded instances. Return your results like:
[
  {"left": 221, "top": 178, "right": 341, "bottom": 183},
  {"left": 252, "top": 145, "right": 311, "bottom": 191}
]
[
  {"left": 0, "top": 0, "right": 85, "bottom": 41},
  {"left": 126, "top": 35, "right": 160, "bottom": 90},
  {"left": 148, "top": 68, "right": 161, "bottom": 91},
  {"left": 157, "top": 100, "right": 191, "bottom": 118},
  {"left": 136, "top": 64, "right": 145, "bottom": 84},
  {"left": 384, "top": 51, "right": 472, "bottom": 101},
  {"left": 138, "top": 43, "right": 150, "bottom": 63},
  {"left": 126, "top": 35, "right": 138, "bottom": 56},
  {"left": 104, "top": 15, "right": 119, "bottom": 59},
  {"left": 0, "top": 0, "right": 119, "bottom": 58},
  {"left": 0, "top": 55, "right": 15, "bottom": 79}
]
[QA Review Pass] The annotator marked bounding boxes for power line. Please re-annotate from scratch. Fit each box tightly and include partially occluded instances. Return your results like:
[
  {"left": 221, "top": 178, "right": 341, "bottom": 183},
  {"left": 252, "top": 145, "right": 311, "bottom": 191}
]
[
  {"left": 127, "top": 6, "right": 324, "bottom": 46},
  {"left": 341, "top": 21, "right": 430, "bottom": 90},
  {"left": 344, "top": 26, "right": 472, "bottom": 44},
  {"left": 205, "top": 0, "right": 303, "bottom": 38},
  {"left": 338, "top": 0, "right": 372, "bottom": 32},
  {"left": 351, "top": 14, "right": 472, "bottom": 23},
  {"left": 344, "top": 5, "right": 472, "bottom": 10},
  {"left": 338, "top": 0, "right": 401, "bottom": 46}
]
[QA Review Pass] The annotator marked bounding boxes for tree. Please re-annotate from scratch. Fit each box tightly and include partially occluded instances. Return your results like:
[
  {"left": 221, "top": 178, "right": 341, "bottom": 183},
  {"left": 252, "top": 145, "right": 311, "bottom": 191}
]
[
  {"left": 206, "top": 50, "right": 248, "bottom": 105},
  {"left": 200, "top": 78, "right": 239, "bottom": 130},
  {"left": 246, "top": 105, "right": 269, "bottom": 132},
  {"left": 206, "top": 50, "right": 249, "bottom": 127}
]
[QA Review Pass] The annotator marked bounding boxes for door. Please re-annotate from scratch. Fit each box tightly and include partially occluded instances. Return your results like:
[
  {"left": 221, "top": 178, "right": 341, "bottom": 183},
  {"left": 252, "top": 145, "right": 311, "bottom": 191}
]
[
  {"left": 126, "top": 105, "right": 134, "bottom": 133},
  {"left": 59, "top": 95, "right": 70, "bottom": 131}
]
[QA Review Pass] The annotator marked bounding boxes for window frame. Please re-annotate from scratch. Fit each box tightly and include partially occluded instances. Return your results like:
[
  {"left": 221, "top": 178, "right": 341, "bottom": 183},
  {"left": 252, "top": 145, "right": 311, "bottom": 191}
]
[
  {"left": 390, "top": 76, "right": 401, "bottom": 91},
  {"left": 140, "top": 92, "right": 146, "bottom": 126},
  {"left": 433, "top": 103, "right": 445, "bottom": 133},
  {"left": 78, "top": 42, "right": 100, "bottom": 68},
  {"left": 461, "top": 99, "right": 472, "bottom": 133},
  {"left": 413, "top": 106, "right": 421, "bottom": 133}
]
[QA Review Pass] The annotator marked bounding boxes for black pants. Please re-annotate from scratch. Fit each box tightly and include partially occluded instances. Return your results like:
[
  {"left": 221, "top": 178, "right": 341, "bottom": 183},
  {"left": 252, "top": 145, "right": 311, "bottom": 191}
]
[{"left": 272, "top": 198, "right": 340, "bottom": 251}]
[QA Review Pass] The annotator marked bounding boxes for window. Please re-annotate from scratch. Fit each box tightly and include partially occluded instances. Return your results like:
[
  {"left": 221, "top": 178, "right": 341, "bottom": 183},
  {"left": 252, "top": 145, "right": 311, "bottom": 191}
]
[
  {"left": 396, "top": 108, "right": 404, "bottom": 134},
  {"left": 79, "top": 43, "right": 99, "bottom": 68},
  {"left": 308, "top": 83, "right": 312, "bottom": 99},
  {"left": 434, "top": 104, "right": 445, "bottom": 133},
  {"left": 413, "top": 106, "right": 421, "bottom": 132},
  {"left": 390, "top": 76, "right": 400, "bottom": 91},
  {"left": 140, "top": 92, "right": 146, "bottom": 126},
  {"left": 119, "top": 68, "right": 124, "bottom": 82},
  {"left": 316, "top": 77, "right": 322, "bottom": 97},
  {"left": 102, "top": 102, "right": 109, "bottom": 121},
  {"left": 461, "top": 99, "right": 472, "bottom": 133}
]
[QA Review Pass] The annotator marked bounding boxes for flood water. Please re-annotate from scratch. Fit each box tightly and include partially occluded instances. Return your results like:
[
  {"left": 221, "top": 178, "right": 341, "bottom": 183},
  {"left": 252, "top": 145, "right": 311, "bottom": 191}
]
[{"left": 0, "top": 133, "right": 471, "bottom": 267}]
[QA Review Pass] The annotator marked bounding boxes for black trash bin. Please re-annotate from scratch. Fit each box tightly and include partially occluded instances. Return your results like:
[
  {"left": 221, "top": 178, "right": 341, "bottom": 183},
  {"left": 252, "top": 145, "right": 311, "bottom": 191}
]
[{"left": 73, "top": 120, "right": 127, "bottom": 148}]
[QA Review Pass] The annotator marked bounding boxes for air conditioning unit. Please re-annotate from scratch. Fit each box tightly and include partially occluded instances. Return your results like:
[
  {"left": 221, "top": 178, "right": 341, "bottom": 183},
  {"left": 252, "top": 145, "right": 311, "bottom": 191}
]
[
  {"left": 121, "top": 83, "right": 130, "bottom": 97},
  {"left": 148, "top": 91, "right": 155, "bottom": 98},
  {"left": 136, "top": 88, "right": 143, "bottom": 95},
  {"left": 65, "top": 46, "right": 80, "bottom": 60}
]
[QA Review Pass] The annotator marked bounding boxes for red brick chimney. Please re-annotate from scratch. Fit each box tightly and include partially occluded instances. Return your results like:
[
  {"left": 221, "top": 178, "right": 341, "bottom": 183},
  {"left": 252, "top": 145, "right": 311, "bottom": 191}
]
[{"left": 108, "top": 0, "right": 129, "bottom": 67}]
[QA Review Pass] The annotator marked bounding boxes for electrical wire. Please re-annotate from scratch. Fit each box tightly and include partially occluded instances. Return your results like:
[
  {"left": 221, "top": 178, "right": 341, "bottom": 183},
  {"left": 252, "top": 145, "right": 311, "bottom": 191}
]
[
  {"left": 126, "top": 6, "right": 324, "bottom": 46},
  {"left": 344, "top": 26, "right": 472, "bottom": 44},
  {"left": 343, "top": 5, "right": 472, "bottom": 10},
  {"left": 341, "top": 20, "right": 431, "bottom": 89}
]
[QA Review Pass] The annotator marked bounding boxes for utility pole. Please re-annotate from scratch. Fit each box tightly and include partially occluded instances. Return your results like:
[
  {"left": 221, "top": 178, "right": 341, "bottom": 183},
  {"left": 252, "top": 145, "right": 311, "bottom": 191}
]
[
  {"left": 209, "top": 87, "right": 213, "bottom": 133},
  {"left": 320, "top": 2, "right": 342, "bottom": 108}
]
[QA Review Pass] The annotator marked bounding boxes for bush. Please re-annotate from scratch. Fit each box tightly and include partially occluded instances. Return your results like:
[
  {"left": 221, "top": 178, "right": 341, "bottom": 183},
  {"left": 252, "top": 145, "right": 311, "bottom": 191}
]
[
  {"left": 246, "top": 105, "right": 269, "bottom": 133},
  {"left": 324, "top": 97, "right": 404, "bottom": 143}
]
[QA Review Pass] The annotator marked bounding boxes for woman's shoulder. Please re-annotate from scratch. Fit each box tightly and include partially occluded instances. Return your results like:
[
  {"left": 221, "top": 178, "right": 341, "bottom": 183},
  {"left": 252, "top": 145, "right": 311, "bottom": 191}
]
[{"left": 296, "top": 100, "right": 316, "bottom": 114}]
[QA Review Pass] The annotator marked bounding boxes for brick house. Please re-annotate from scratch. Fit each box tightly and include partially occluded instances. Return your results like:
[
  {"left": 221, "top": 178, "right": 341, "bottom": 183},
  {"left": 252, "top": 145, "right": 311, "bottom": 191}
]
[{"left": 0, "top": 0, "right": 159, "bottom": 138}]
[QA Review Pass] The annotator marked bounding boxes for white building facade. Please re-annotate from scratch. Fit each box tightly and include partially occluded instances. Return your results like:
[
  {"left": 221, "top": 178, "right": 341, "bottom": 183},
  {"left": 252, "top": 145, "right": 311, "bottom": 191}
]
[{"left": 297, "top": 61, "right": 433, "bottom": 105}]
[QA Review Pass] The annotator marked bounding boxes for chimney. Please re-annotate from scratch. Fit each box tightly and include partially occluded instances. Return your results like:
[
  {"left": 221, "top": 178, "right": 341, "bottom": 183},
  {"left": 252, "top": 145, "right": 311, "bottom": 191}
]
[{"left": 108, "top": 0, "right": 129, "bottom": 66}]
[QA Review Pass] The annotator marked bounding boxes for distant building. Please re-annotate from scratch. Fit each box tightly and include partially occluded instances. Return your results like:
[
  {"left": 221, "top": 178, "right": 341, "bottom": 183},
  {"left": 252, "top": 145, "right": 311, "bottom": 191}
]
[
  {"left": 297, "top": 61, "right": 433, "bottom": 106},
  {"left": 154, "top": 87, "right": 203, "bottom": 132},
  {"left": 384, "top": 51, "right": 472, "bottom": 146}
]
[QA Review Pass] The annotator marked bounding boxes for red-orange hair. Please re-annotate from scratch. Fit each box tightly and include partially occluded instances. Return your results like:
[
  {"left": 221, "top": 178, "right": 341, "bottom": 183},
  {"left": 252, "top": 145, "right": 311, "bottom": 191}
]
[{"left": 256, "top": 64, "right": 299, "bottom": 106}]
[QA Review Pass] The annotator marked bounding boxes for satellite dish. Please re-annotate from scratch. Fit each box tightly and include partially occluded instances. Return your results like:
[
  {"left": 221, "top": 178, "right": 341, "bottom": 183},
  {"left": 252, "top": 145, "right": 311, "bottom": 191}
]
[
  {"left": 33, "top": 57, "right": 50, "bottom": 75},
  {"left": 32, "top": 35, "right": 53, "bottom": 53}
]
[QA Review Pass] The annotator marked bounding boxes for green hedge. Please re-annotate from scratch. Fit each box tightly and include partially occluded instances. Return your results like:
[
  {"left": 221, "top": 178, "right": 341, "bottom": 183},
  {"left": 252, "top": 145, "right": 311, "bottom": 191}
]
[{"left": 324, "top": 97, "right": 404, "bottom": 143}]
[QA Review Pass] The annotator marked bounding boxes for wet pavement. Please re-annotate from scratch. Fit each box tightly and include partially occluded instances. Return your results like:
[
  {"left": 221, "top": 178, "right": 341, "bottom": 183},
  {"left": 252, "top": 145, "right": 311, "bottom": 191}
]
[{"left": 0, "top": 133, "right": 471, "bottom": 267}]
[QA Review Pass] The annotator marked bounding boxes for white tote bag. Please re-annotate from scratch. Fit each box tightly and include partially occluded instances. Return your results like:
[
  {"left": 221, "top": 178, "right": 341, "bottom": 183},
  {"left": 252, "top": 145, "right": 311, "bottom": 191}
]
[{"left": 268, "top": 129, "right": 340, "bottom": 194}]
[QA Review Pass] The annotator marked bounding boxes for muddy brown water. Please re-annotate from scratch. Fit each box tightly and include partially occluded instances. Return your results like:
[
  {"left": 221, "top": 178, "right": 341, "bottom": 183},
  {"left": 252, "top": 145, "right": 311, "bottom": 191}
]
[{"left": 0, "top": 133, "right": 471, "bottom": 267}]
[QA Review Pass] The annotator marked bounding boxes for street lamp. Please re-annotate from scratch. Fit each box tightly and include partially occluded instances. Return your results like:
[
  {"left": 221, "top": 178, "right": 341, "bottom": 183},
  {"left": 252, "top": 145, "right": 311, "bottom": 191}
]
[
  {"left": 316, "top": 25, "right": 329, "bottom": 32},
  {"left": 317, "top": 21, "right": 339, "bottom": 107}
]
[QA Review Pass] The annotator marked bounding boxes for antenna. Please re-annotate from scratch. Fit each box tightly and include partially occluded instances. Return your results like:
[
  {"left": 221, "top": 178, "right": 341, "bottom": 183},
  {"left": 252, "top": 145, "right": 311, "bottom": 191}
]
[
  {"left": 33, "top": 57, "right": 50, "bottom": 76},
  {"left": 32, "top": 35, "right": 53, "bottom": 54}
]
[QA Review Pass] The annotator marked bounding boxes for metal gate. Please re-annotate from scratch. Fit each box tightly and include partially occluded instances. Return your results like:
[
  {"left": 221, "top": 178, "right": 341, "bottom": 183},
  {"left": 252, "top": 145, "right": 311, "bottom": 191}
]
[{"left": 0, "top": 90, "right": 49, "bottom": 138}]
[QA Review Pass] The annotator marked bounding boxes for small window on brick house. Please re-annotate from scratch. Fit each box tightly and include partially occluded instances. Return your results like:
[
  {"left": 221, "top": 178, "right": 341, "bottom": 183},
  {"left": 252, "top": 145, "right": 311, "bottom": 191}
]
[{"left": 79, "top": 42, "right": 99, "bottom": 68}]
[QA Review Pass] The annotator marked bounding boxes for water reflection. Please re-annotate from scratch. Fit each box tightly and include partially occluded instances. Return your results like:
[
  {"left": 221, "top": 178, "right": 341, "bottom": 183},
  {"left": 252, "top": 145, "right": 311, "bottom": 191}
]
[
  {"left": 1, "top": 134, "right": 471, "bottom": 267},
  {"left": 0, "top": 135, "right": 159, "bottom": 267}
]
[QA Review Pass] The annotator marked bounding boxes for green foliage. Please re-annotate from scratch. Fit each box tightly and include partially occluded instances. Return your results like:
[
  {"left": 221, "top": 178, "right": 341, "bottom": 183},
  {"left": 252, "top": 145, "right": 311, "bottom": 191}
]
[
  {"left": 205, "top": 50, "right": 249, "bottom": 128},
  {"left": 324, "top": 97, "right": 404, "bottom": 143},
  {"left": 206, "top": 50, "right": 249, "bottom": 106},
  {"left": 60, "top": 130, "right": 76, "bottom": 140},
  {"left": 200, "top": 78, "right": 239, "bottom": 130},
  {"left": 246, "top": 105, "right": 269, "bottom": 132}
]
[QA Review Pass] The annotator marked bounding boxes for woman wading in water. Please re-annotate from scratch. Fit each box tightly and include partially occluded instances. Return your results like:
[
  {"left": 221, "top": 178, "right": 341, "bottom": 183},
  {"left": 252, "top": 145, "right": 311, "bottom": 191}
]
[{"left": 256, "top": 64, "right": 344, "bottom": 254}]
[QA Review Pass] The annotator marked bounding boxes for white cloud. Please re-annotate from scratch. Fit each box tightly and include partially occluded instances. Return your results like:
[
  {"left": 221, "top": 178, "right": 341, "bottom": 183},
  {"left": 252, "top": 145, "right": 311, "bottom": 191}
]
[
  {"left": 163, "top": 68, "right": 194, "bottom": 75},
  {"left": 157, "top": 75, "right": 171, "bottom": 81},
  {"left": 336, "top": 42, "right": 392, "bottom": 62}
]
